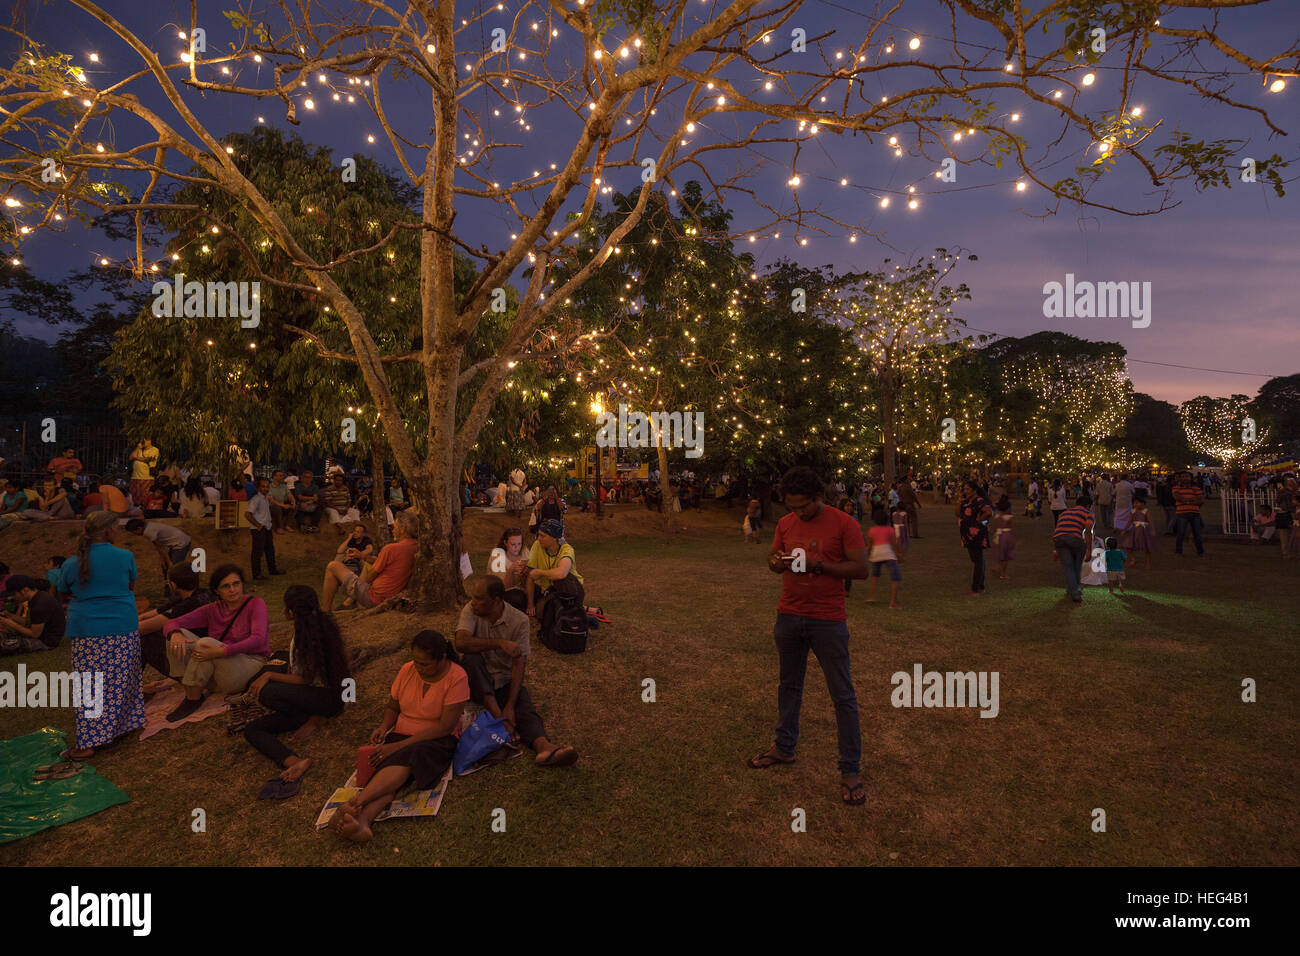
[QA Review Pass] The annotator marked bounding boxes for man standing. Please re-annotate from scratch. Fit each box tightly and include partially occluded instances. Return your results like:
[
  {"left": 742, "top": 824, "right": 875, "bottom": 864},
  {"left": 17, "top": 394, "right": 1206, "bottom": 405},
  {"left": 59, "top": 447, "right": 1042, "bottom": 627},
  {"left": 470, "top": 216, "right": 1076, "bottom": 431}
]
[
  {"left": 749, "top": 466, "right": 868, "bottom": 807},
  {"left": 294, "top": 470, "right": 321, "bottom": 533},
  {"left": 247, "top": 478, "right": 285, "bottom": 580},
  {"left": 1095, "top": 474, "right": 1114, "bottom": 530},
  {"left": 129, "top": 438, "right": 160, "bottom": 506},
  {"left": 455, "top": 576, "right": 579, "bottom": 767},
  {"left": 124, "top": 518, "right": 192, "bottom": 577},
  {"left": 898, "top": 479, "right": 922, "bottom": 538},
  {"left": 1052, "top": 495, "right": 1095, "bottom": 603},
  {"left": 1172, "top": 472, "right": 1207, "bottom": 557}
]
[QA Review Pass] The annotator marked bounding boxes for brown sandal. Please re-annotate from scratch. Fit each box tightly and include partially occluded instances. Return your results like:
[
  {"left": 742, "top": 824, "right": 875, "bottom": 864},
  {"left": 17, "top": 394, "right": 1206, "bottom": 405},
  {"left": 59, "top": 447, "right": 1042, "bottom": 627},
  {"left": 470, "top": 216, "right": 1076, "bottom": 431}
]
[{"left": 748, "top": 749, "right": 795, "bottom": 769}]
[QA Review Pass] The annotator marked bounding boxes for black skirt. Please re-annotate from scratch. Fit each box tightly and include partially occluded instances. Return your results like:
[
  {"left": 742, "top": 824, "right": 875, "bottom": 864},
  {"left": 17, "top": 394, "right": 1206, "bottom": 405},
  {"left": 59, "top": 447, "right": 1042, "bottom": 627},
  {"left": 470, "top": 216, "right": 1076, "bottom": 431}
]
[{"left": 378, "top": 732, "right": 459, "bottom": 789}]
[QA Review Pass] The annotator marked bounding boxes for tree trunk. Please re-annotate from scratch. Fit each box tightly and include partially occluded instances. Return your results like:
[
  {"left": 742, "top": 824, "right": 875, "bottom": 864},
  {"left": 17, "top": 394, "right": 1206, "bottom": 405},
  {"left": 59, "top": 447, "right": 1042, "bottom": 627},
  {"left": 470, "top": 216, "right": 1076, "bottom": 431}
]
[
  {"left": 881, "top": 382, "right": 898, "bottom": 489},
  {"left": 370, "top": 439, "right": 390, "bottom": 547},
  {"left": 403, "top": 468, "right": 465, "bottom": 608},
  {"left": 657, "top": 442, "right": 676, "bottom": 531}
]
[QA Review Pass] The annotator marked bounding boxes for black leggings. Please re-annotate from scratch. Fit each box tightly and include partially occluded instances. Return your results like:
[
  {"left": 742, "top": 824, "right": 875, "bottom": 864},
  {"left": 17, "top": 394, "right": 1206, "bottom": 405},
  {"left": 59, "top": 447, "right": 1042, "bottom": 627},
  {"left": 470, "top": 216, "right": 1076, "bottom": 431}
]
[
  {"left": 966, "top": 543, "right": 986, "bottom": 592},
  {"left": 243, "top": 682, "right": 342, "bottom": 766}
]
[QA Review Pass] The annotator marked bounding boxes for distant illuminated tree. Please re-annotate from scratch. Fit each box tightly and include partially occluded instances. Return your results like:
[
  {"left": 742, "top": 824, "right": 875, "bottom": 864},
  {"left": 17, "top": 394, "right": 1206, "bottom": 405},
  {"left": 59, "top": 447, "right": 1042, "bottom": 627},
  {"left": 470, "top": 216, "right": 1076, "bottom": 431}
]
[{"left": 1179, "top": 394, "right": 1262, "bottom": 467}]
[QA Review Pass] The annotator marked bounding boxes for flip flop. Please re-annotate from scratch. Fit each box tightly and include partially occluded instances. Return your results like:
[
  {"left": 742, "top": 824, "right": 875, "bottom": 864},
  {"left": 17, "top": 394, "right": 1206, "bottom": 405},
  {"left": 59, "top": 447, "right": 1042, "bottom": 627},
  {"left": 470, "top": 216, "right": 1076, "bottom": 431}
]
[
  {"left": 842, "top": 779, "right": 867, "bottom": 806},
  {"left": 748, "top": 749, "right": 795, "bottom": 769},
  {"left": 536, "top": 745, "right": 578, "bottom": 767},
  {"left": 590, "top": 611, "right": 612, "bottom": 624},
  {"left": 34, "top": 763, "right": 84, "bottom": 781},
  {"left": 258, "top": 776, "right": 302, "bottom": 800}
]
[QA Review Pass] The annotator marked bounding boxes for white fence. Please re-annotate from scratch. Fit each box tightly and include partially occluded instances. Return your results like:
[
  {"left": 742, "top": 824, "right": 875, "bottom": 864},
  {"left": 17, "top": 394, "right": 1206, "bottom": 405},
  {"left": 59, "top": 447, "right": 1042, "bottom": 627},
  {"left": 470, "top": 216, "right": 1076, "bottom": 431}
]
[{"left": 1219, "top": 488, "right": 1277, "bottom": 536}]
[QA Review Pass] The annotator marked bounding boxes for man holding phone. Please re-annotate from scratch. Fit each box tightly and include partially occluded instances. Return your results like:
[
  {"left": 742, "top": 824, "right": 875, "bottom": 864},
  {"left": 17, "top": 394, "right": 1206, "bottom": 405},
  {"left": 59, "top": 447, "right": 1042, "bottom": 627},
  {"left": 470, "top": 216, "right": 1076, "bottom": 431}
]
[{"left": 749, "top": 466, "right": 869, "bottom": 807}]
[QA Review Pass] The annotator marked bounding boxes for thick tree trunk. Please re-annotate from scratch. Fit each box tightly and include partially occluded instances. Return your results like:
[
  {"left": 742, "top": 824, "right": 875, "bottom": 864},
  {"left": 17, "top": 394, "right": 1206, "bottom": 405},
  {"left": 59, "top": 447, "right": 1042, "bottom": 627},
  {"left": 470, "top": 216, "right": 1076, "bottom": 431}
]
[
  {"left": 403, "top": 468, "right": 465, "bottom": 609},
  {"left": 370, "top": 440, "right": 390, "bottom": 547},
  {"left": 881, "top": 384, "right": 898, "bottom": 489}
]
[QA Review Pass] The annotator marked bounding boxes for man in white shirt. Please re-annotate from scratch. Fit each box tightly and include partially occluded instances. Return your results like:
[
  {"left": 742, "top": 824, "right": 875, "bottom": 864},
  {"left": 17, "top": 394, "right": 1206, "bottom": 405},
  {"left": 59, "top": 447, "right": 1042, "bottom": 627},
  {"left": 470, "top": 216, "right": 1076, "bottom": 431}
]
[
  {"left": 124, "top": 518, "right": 192, "bottom": 576},
  {"left": 247, "top": 478, "right": 285, "bottom": 579}
]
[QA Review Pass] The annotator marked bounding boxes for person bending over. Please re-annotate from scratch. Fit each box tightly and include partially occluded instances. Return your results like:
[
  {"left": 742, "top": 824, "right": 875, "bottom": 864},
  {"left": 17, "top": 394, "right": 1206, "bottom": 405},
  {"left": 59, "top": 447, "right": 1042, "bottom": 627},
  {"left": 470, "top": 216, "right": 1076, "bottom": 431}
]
[
  {"left": 332, "top": 630, "right": 468, "bottom": 843},
  {"left": 124, "top": 518, "right": 192, "bottom": 577},
  {"left": 243, "top": 585, "right": 351, "bottom": 786},
  {"left": 455, "top": 576, "right": 578, "bottom": 767}
]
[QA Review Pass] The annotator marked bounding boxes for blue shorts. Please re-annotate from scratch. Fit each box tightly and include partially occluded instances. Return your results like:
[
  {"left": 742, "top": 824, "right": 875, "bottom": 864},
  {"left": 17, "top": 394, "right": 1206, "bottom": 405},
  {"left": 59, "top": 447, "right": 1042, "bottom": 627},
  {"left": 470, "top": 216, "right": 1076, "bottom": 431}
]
[{"left": 871, "top": 560, "right": 901, "bottom": 582}]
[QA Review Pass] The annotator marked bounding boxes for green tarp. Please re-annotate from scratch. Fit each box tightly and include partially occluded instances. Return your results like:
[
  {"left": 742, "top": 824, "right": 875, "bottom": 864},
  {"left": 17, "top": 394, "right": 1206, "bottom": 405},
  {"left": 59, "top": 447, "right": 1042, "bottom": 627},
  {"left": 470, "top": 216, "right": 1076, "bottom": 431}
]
[{"left": 0, "top": 726, "right": 129, "bottom": 845}]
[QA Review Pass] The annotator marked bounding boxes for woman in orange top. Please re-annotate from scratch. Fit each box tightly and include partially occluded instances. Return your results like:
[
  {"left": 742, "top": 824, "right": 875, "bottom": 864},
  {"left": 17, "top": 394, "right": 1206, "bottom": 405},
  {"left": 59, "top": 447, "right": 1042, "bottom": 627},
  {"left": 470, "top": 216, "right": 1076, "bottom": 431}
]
[{"left": 333, "top": 630, "right": 469, "bottom": 843}]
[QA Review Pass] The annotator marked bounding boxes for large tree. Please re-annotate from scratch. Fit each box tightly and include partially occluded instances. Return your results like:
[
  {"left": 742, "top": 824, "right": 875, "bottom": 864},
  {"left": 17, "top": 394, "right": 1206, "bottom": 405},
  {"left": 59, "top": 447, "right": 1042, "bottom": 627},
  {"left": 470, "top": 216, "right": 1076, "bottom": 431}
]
[{"left": 2, "top": 0, "right": 1295, "bottom": 604}]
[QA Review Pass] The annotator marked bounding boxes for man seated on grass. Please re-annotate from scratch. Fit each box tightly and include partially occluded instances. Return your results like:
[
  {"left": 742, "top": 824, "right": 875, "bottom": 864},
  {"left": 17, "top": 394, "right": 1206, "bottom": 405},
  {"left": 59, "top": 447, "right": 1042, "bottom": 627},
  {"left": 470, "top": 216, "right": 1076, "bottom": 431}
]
[
  {"left": 124, "top": 518, "right": 192, "bottom": 577},
  {"left": 322, "top": 512, "right": 418, "bottom": 610},
  {"left": 322, "top": 473, "right": 362, "bottom": 533},
  {"left": 268, "top": 469, "right": 297, "bottom": 532},
  {"left": 455, "top": 575, "right": 578, "bottom": 767},
  {"left": 523, "top": 518, "right": 584, "bottom": 619},
  {"left": 0, "top": 575, "right": 65, "bottom": 656},
  {"left": 295, "top": 470, "right": 322, "bottom": 532},
  {"left": 138, "top": 564, "right": 215, "bottom": 678}
]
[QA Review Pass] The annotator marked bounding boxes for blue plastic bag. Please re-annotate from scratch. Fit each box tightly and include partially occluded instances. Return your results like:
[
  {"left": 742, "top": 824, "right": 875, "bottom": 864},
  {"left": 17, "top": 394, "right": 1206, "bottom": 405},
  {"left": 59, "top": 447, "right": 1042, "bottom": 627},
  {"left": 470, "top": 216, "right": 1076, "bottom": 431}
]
[{"left": 453, "top": 711, "right": 512, "bottom": 776}]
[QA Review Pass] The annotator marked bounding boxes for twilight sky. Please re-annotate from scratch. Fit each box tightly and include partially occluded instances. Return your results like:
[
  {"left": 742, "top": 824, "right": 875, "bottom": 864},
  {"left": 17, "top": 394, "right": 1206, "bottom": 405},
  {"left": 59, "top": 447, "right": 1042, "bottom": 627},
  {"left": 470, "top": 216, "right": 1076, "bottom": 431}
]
[{"left": 5, "top": 0, "right": 1299, "bottom": 406}]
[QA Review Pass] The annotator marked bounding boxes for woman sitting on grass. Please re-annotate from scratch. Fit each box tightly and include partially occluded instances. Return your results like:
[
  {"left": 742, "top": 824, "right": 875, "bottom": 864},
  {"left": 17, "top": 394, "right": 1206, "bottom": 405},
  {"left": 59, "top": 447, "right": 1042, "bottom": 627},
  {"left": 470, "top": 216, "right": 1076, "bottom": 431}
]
[
  {"left": 243, "top": 585, "right": 351, "bottom": 786},
  {"left": 332, "top": 629, "right": 469, "bottom": 843}
]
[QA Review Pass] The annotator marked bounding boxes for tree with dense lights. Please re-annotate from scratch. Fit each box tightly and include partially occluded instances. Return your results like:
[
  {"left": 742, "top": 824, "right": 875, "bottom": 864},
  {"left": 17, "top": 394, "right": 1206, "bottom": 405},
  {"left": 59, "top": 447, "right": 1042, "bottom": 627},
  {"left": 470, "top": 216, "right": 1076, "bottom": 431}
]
[
  {"left": 3, "top": 1, "right": 1296, "bottom": 604},
  {"left": 1179, "top": 394, "right": 1262, "bottom": 467},
  {"left": 832, "top": 252, "right": 972, "bottom": 488}
]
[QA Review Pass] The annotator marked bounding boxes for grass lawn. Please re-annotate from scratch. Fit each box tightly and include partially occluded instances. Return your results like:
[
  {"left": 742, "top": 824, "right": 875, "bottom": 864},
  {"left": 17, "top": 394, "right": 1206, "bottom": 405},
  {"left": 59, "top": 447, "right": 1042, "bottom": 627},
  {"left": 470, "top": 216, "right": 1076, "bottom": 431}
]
[{"left": 1, "top": 500, "right": 1296, "bottom": 865}]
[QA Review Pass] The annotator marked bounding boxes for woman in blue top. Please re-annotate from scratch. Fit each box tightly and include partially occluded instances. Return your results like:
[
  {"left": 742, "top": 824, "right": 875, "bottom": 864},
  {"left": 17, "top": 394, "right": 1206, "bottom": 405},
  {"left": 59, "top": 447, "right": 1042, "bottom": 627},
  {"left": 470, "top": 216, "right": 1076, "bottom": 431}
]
[{"left": 57, "top": 510, "right": 146, "bottom": 759}]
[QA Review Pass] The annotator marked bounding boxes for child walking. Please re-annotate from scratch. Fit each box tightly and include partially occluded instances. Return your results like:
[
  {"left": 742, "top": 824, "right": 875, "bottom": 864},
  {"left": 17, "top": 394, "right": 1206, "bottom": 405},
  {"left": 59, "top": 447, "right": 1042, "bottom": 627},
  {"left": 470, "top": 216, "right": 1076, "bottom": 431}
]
[
  {"left": 743, "top": 499, "right": 762, "bottom": 543},
  {"left": 890, "top": 503, "right": 910, "bottom": 555},
  {"left": 992, "top": 497, "right": 1016, "bottom": 579},
  {"left": 866, "top": 511, "right": 903, "bottom": 609},
  {"left": 1104, "top": 537, "right": 1127, "bottom": 594},
  {"left": 1124, "top": 493, "right": 1156, "bottom": 568}
]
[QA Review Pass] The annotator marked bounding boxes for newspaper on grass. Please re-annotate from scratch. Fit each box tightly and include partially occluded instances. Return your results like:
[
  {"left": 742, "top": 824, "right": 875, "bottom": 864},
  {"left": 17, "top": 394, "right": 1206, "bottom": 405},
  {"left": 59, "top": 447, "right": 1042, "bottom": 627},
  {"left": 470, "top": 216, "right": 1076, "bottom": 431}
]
[{"left": 314, "top": 766, "right": 452, "bottom": 829}]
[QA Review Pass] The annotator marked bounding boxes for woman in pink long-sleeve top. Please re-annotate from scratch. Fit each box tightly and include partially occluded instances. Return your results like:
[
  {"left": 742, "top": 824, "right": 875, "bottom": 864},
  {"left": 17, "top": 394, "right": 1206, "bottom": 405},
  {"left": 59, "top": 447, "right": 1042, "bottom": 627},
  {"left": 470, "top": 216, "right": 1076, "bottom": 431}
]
[{"left": 160, "top": 563, "right": 270, "bottom": 723}]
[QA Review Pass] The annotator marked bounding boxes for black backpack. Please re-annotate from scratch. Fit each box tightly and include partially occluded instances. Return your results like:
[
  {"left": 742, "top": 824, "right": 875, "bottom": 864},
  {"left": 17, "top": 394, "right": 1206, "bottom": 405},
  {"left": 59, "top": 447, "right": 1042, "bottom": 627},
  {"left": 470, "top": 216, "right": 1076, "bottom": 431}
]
[{"left": 540, "top": 591, "right": 588, "bottom": 654}]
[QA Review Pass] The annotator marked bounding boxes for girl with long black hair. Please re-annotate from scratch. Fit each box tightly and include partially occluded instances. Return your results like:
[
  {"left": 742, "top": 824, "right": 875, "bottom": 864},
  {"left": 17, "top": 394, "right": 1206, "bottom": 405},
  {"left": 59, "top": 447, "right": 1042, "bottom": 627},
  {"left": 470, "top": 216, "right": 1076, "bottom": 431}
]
[
  {"left": 243, "top": 585, "right": 352, "bottom": 786},
  {"left": 332, "top": 629, "right": 469, "bottom": 842}
]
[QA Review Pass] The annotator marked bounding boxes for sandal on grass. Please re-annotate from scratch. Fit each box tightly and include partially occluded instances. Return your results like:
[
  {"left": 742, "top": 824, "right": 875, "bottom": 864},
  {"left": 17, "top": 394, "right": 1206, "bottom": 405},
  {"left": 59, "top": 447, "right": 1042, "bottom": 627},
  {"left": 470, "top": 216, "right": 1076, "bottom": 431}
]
[
  {"left": 536, "top": 745, "right": 578, "bottom": 767},
  {"left": 748, "top": 749, "right": 795, "bottom": 769},
  {"left": 841, "top": 779, "right": 867, "bottom": 806}
]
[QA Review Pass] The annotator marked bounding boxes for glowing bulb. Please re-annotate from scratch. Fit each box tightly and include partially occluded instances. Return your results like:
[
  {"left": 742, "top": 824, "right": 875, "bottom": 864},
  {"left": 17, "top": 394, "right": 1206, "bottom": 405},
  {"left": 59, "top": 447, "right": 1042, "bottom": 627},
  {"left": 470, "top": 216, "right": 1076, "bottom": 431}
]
[
  {"left": 304, "top": 98, "right": 314, "bottom": 109},
  {"left": 1082, "top": 72, "right": 1095, "bottom": 86},
  {"left": 788, "top": 175, "right": 800, "bottom": 186},
  {"left": 1270, "top": 78, "right": 1286, "bottom": 93},
  {"left": 1131, "top": 106, "right": 1143, "bottom": 117},
  {"left": 908, "top": 37, "right": 920, "bottom": 50},
  {"left": 1016, "top": 181, "right": 1026, "bottom": 192},
  {"left": 1010, "top": 112, "right": 1020, "bottom": 121},
  {"left": 880, "top": 197, "right": 890, "bottom": 208},
  {"left": 88, "top": 52, "right": 99, "bottom": 62}
]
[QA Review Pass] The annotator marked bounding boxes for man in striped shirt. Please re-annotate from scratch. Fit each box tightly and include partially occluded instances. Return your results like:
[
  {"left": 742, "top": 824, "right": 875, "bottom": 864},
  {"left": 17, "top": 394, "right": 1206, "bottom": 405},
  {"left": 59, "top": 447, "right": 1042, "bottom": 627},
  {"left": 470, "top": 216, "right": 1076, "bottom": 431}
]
[
  {"left": 1052, "top": 495, "right": 1095, "bottom": 603},
  {"left": 1171, "top": 473, "right": 1206, "bottom": 557}
]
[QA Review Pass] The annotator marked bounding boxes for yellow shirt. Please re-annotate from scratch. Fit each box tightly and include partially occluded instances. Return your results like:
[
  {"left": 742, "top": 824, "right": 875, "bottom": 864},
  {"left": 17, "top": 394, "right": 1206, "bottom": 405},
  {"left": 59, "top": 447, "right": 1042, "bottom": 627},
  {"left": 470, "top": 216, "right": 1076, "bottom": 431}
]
[
  {"left": 527, "top": 541, "right": 582, "bottom": 591},
  {"left": 131, "top": 446, "right": 159, "bottom": 480}
]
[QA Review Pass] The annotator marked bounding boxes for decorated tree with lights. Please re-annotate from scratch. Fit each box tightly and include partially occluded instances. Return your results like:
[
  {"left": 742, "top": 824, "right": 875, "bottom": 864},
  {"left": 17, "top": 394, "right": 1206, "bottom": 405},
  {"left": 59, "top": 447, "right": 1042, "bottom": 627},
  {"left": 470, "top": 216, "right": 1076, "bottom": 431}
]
[
  {"left": 895, "top": 340, "right": 992, "bottom": 478},
  {"left": 1248, "top": 374, "right": 1300, "bottom": 460},
  {"left": 831, "top": 251, "right": 972, "bottom": 488},
  {"left": 982, "top": 332, "right": 1133, "bottom": 474},
  {"left": 3, "top": 1, "right": 1295, "bottom": 604},
  {"left": 1179, "top": 394, "right": 1262, "bottom": 467}
]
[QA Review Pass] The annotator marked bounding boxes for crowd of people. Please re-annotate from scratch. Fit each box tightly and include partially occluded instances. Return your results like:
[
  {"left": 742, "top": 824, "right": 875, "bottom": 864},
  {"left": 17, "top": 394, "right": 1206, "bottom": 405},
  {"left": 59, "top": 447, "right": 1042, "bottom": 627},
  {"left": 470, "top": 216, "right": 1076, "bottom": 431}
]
[{"left": 0, "top": 493, "right": 595, "bottom": 839}]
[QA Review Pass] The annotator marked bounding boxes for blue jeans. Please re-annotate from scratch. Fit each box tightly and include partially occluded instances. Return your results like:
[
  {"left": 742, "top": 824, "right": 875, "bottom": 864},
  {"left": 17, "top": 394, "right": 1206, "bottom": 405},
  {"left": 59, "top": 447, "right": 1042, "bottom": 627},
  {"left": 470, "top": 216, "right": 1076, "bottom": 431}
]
[
  {"left": 1174, "top": 514, "right": 1205, "bottom": 555},
  {"left": 1053, "top": 536, "right": 1085, "bottom": 597},
  {"left": 773, "top": 613, "right": 860, "bottom": 775},
  {"left": 1100, "top": 505, "right": 1114, "bottom": 529}
]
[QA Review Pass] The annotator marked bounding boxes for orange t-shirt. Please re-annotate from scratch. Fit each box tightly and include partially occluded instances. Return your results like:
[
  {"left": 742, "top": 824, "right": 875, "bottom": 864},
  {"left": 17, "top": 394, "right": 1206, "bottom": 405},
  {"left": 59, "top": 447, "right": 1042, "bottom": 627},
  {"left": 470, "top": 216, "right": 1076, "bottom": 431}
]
[
  {"left": 369, "top": 538, "right": 418, "bottom": 604},
  {"left": 390, "top": 661, "right": 469, "bottom": 736},
  {"left": 99, "top": 484, "right": 129, "bottom": 513}
]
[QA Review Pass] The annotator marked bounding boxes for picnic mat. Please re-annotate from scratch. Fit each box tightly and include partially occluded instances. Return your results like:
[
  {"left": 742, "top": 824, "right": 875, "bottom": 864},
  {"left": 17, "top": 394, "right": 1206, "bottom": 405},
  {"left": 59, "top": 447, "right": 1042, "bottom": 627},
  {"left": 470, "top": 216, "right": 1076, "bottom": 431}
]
[
  {"left": 138, "top": 682, "right": 230, "bottom": 741},
  {"left": 0, "top": 727, "right": 129, "bottom": 845},
  {"left": 314, "top": 767, "right": 452, "bottom": 829}
]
